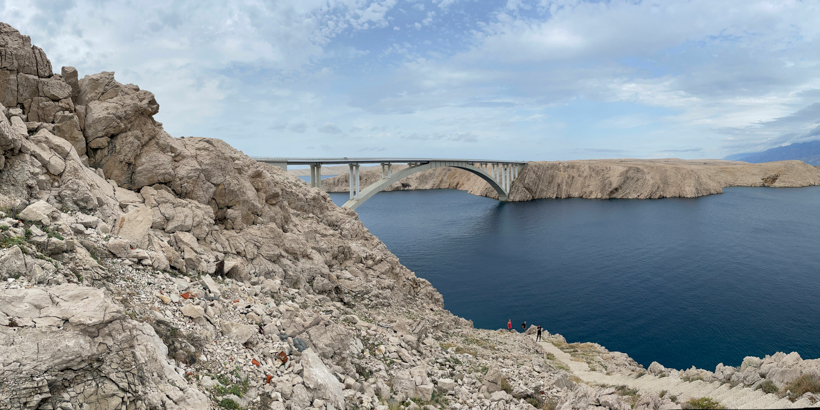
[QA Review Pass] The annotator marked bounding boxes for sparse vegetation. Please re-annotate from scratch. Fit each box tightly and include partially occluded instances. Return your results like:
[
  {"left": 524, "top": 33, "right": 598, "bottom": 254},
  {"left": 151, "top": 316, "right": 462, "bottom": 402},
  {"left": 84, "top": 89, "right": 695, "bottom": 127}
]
[
  {"left": 614, "top": 385, "right": 638, "bottom": 397},
  {"left": 0, "top": 236, "right": 26, "bottom": 249},
  {"left": 683, "top": 397, "right": 724, "bottom": 409},
  {"left": 217, "top": 398, "right": 240, "bottom": 409},
  {"left": 757, "top": 379, "right": 778, "bottom": 394},
  {"left": 500, "top": 376, "right": 512, "bottom": 394},
  {"left": 785, "top": 374, "right": 820, "bottom": 401}
]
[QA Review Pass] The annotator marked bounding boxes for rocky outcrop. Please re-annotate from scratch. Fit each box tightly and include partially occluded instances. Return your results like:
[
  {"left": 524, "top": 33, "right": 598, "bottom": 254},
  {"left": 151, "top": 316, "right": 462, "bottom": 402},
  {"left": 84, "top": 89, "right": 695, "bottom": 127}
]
[
  {"left": 0, "top": 284, "right": 209, "bottom": 409},
  {"left": 320, "top": 159, "right": 820, "bottom": 201}
]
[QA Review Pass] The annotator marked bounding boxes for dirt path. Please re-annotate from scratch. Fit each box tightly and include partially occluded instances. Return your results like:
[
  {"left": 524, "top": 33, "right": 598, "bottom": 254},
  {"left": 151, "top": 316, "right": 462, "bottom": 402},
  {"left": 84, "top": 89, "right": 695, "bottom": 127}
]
[{"left": 537, "top": 339, "right": 815, "bottom": 409}]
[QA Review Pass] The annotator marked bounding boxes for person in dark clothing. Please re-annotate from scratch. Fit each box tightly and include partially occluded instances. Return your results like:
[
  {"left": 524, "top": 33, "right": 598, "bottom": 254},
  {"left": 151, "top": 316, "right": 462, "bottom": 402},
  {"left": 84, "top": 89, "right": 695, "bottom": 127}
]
[
  {"left": 536, "top": 325, "right": 542, "bottom": 342},
  {"left": 522, "top": 321, "right": 527, "bottom": 332}
]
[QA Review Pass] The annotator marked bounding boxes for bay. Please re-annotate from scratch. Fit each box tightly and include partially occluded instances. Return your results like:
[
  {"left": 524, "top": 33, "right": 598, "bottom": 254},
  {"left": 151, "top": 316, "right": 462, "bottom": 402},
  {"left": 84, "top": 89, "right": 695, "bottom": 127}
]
[{"left": 325, "top": 186, "right": 820, "bottom": 371}]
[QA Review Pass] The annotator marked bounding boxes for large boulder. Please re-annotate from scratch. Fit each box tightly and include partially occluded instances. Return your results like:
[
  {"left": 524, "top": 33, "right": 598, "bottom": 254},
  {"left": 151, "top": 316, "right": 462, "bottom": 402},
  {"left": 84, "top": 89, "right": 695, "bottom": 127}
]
[
  {"left": 112, "top": 205, "right": 153, "bottom": 248},
  {"left": 18, "top": 200, "right": 57, "bottom": 225},
  {"left": 0, "top": 246, "right": 27, "bottom": 280},
  {"left": 301, "top": 348, "right": 345, "bottom": 409}
]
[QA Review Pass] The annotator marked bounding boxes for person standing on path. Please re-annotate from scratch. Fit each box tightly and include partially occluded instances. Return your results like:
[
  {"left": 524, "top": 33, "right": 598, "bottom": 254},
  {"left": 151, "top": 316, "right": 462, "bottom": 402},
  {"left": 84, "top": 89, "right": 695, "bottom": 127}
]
[
  {"left": 536, "top": 325, "right": 542, "bottom": 342},
  {"left": 507, "top": 319, "right": 512, "bottom": 332},
  {"left": 522, "top": 321, "right": 527, "bottom": 332}
]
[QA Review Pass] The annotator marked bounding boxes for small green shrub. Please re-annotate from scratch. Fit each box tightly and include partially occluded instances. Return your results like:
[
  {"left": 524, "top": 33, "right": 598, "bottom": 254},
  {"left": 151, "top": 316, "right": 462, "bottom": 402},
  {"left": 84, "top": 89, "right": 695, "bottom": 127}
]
[
  {"left": 615, "top": 385, "right": 638, "bottom": 397},
  {"left": 758, "top": 380, "right": 778, "bottom": 394},
  {"left": 0, "top": 236, "right": 26, "bottom": 249},
  {"left": 217, "top": 398, "right": 240, "bottom": 409},
  {"left": 684, "top": 397, "right": 724, "bottom": 409}
]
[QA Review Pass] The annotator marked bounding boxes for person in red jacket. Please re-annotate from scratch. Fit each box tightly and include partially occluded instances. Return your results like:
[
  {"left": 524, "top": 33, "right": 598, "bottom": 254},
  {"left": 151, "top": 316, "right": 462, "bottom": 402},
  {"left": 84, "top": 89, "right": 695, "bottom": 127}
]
[{"left": 507, "top": 319, "right": 512, "bottom": 332}]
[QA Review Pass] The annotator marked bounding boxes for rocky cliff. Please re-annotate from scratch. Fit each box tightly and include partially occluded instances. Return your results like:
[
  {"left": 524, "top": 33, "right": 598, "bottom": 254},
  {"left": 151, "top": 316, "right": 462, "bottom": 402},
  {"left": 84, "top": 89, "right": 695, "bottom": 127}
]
[
  {"left": 320, "top": 159, "right": 820, "bottom": 201},
  {"left": 1, "top": 22, "right": 818, "bottom": 410}
]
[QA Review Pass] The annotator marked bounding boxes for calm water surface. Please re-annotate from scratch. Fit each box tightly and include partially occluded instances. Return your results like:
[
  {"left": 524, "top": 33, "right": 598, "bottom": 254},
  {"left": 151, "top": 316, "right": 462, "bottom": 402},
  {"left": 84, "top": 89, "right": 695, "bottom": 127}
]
[{"left": 325, "top": 187, "right": 820, "bottom": 371}]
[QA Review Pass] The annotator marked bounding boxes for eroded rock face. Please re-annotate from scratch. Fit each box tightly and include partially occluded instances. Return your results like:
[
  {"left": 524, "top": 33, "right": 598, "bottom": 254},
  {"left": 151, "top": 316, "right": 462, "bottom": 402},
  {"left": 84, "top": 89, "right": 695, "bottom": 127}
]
[{"left": 0, "top": 285, "right": 209, "bottom": 409}]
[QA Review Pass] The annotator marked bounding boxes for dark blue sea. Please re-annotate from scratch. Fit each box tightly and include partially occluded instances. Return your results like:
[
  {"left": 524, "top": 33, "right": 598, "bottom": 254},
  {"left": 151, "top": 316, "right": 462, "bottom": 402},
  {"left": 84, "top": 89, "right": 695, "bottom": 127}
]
[{"left": 316, "top": 181, "right": 820, "bottom": 371}]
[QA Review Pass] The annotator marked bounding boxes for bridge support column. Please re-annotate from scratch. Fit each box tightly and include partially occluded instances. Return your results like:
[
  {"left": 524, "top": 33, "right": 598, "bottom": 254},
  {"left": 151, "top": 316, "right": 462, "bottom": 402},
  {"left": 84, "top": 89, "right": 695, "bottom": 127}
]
[
  {"left": 381, "top": 163, "right": 392, "bottom": 179},
  {"left": 503, "top": 164, "right": 508, "bottom": 192},
  {"left": 310, "top": 164, "right": 323, "bottom": 188},
  {"left": 348, "top": 164, "right": 355, "bottom": 200},
  {"left": 501, "top": 164, "right": 505, "bottom": 192},
  {"left": 355, "top": 164, "right": 360, "bottom": 198}
]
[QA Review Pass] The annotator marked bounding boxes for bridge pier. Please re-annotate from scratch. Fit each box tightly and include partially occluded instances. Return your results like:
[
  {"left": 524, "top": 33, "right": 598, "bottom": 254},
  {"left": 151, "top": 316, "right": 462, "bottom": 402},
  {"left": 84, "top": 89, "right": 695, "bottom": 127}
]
[
  {"left": 349, "top": 164, "right": 361, "bottom": 200},
  {"left": 309, "top": 164, "right": 322, "bottom": 189},
  {"left": 381, "top": 163, "right": 392, "bottom": 179}
]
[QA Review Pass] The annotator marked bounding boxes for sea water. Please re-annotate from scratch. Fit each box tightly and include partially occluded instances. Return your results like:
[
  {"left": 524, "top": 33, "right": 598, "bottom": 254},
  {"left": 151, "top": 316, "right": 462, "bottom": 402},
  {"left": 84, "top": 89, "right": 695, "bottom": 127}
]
[{"left": 322, "top": 186, "right": 820, "bottom": 371}]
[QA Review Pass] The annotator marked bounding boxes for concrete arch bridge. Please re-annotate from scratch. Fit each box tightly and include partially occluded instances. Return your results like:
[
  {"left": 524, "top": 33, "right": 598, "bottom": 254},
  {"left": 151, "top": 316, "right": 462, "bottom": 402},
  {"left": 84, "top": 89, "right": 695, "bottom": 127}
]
[{"left": 253, "top": 158, "right": 528, "bottom": 210}]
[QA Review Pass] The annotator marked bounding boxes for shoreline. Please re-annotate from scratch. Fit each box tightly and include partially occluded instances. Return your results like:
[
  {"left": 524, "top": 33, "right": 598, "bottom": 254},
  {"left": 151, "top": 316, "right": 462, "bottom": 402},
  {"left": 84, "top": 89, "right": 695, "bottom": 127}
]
[{"left": 317, "top": 159, "right": 820, "bottom": 202}]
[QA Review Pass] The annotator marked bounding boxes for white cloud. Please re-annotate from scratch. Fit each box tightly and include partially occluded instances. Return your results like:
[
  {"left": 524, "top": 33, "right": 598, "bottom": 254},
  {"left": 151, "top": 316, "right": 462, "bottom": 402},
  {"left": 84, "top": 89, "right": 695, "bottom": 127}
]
[{"left": 3, "top": 0, "right": 819, "bottom": 160}]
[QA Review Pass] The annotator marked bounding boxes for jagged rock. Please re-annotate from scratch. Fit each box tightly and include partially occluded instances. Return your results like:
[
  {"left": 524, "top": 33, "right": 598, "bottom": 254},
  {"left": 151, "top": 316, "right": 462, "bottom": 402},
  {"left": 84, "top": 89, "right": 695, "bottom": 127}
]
[
  {"left": 112, "top": 205, "right": 152, "bottom": 248},
  {"left": 180, "top": 304, "right": 205, "bottom": 319},
  {"left": 648, "top": 361, "right": 667, "bottom": 375},
  {"left": 202, "top": 275, "right": 221, "bottom": 297},
  {"left": 0, "top": 285, "right": 209, "bottom": 408},
  {"left": 18, "top": 200, "right": 57, "bottom": 225},
  {"left": 61, "top": 66, "right": 80, "bottom": 101},
  {"left": 0, "top": 109, "right": 22, "bottom": 152},
  {"left": 220, "top": 321, "right": 257, "bottom": 345},
  {"left": 0, "top": 246, "right": 26, "bottom": 280},
  {"left": 437, "top": 378, "right": 455, "bottom": 393},
  {"left": 290, "top": 384, "right": 312, "bottom": 409},
  {"left": 741, "top": 356, "right": 762, "bottom": 371},
  {"left": 114, "top": 185, "right": 143, "bottom": 208},
  {"left": 23, "top": 137, "right": 65, "bottom": 175},
  {"left": 301, "top": 348, "right": 345, "bottom": 409},
  {"left": 0, "top": 23, "right": 40, "bottom": 77},
  {"left": 105, "top": 237, "right": 130, "bottom": 258},
  {"left": 482, "top": 365, "right": 504, "bottom": 393},
  {"left": 392, "top": 369, "right": 416, "bottom": 401},
  {"left": 38, "top": 76, "right": 71, "bottom": 101}
]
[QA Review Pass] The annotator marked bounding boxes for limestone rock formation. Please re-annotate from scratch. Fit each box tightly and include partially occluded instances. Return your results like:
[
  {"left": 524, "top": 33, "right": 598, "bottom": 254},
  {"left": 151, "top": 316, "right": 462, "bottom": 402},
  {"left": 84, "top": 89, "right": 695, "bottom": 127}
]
[{"left": 0, "top": 284, "right": 209, "bottom": 409}]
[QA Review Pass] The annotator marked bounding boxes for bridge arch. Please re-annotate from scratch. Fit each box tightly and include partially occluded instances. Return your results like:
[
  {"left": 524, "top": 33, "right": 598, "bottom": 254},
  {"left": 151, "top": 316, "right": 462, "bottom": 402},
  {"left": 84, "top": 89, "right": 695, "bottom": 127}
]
[{"left": 343, "top": 161, "right": 510, "bottom": 210}]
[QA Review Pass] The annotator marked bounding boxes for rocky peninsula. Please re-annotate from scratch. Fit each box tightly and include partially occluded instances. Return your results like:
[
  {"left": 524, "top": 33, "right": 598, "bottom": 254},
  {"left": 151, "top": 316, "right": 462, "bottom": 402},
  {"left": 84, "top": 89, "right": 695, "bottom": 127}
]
[
  {"left": 1, "top": 23, "right": 819, "bottom": 410},
  {"left": 320, "top": 159, "right": 820, "bottom": 201}
]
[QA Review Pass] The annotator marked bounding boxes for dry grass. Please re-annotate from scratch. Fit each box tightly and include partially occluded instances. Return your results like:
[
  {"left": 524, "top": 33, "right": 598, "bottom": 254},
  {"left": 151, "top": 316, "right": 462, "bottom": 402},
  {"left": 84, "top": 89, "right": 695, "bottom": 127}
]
[
  {"left": 683, "top": 397, "right": 725, "bottom": 409},
  {"left": 785, "top": 374, "right": 820, "bottom": 401}
]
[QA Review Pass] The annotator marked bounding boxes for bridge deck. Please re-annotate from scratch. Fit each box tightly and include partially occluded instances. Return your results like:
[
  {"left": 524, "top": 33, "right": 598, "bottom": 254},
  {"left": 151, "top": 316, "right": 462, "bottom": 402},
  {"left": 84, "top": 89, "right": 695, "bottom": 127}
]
[
  {"left": 251, "top": 157, "right": 528, "bottom": 210},
  {"left": 253, "top": 157, "right": 527, "bottom": 165}
]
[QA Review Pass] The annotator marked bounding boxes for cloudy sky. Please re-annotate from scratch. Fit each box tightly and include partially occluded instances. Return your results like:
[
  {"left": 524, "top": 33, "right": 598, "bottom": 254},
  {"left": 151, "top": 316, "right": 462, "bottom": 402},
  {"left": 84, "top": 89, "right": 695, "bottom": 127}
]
[{"left": 3, "top": 0, "right": 819, "bottom": 161}]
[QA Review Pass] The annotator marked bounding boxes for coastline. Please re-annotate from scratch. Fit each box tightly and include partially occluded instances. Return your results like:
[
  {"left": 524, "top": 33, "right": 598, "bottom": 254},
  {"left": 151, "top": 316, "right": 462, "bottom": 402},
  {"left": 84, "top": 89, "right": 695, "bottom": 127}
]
[{"left": 318, "top": 158, "right": 820, "bottom": 201}]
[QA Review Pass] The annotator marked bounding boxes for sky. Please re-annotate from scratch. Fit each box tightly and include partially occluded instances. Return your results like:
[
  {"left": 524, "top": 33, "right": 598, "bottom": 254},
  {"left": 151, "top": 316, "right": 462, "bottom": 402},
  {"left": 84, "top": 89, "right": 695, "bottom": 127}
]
[{"left": 2, "top": 0, "right": 819, "bottom": 161}]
